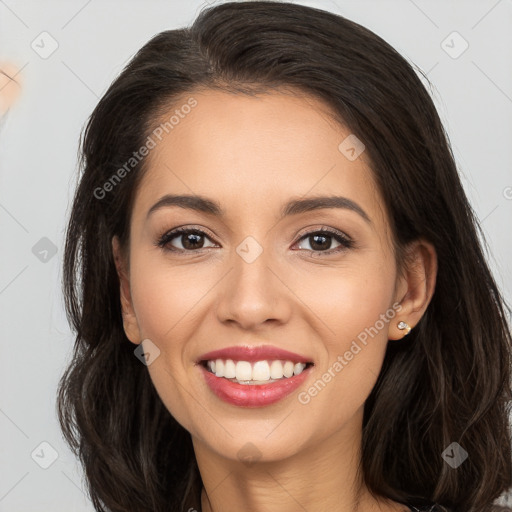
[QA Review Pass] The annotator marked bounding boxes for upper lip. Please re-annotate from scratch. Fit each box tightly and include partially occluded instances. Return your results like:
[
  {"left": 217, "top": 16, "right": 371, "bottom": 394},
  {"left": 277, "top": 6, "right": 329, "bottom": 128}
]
[{"left": 197, "top": 345, "right": 313, "bottom": 364}]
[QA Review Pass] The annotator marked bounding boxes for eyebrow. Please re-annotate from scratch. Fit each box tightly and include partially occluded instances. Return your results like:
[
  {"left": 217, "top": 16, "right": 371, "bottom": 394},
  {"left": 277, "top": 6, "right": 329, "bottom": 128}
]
[{"left": 146, "top": 194, "right": 371, "bottom": 224}]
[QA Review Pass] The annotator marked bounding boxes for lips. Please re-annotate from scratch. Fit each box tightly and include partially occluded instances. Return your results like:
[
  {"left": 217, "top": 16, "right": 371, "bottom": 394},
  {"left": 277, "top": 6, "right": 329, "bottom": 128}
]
[{"left": 195, "top": 344, "right": 315, "bottom": 407}]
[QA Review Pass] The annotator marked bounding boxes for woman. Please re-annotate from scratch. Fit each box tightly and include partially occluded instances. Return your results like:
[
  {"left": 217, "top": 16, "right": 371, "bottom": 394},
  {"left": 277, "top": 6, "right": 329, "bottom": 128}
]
[{"left": 57, "top": 2, "right": 512, "bottom": 511}]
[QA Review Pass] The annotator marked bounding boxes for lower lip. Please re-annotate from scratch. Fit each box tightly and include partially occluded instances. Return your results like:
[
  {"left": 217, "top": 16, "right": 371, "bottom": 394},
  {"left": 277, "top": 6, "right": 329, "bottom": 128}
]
[{"left": 199, "top": 364, "right": 312, "bottom": 407}]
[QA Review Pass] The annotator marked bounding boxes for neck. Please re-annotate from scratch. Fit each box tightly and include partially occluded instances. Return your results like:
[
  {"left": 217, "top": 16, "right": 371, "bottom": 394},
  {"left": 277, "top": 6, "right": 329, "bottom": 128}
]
[{"left": 192, "top": 408, "right": 406, "bottom": 512}]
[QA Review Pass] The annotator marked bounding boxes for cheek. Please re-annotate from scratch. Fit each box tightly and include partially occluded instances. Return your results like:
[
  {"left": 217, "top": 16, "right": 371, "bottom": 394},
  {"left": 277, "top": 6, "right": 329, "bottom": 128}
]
[
  {"left": 302, "top": 260, "right": 396, "bottom": 410},
  {"left": 310, "top": 258, "right": 396, "bottom": 348},
  {"left": 129, "top": 254, "right": 210, "bottom": 344}
]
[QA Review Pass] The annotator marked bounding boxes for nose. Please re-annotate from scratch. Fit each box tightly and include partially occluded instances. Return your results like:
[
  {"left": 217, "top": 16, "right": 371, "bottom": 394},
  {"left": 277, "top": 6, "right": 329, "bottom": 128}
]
[{"left": 214, "top": 245, "right": 292, "bottom": 331}]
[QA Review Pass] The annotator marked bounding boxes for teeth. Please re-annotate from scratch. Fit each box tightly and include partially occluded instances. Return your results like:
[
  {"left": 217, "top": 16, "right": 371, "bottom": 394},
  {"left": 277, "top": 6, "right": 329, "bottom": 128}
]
[
  {"left": 283, "top": 361, "right": 295, "bottom": 378},
  {"left": 207, "top": 359, "right": 309, "bottom": 381},
  {"left": 215, "top": 359, "right": 224, "bottom": 377},
  {"left": 270, "top": 360, "right": 283, "bottom": 379},
  {"left": 294, "top": 362, "right": 305, "bottom": 375},
  {"left": 236, "top": 361, "right": 253, "bottom": 381},
  {"left": 252, "top": 361, "right": 270, "bottom": 381},
  {"left": 224, "top": 359, "right": 236, "bottom": 378}
]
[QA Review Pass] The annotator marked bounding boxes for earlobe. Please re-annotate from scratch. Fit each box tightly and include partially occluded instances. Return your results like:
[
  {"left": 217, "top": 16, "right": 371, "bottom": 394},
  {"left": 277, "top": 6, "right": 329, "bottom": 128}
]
[
  {"left": 112, "top": 236, "right": 142, "bottom": 345},
  {"left": 389, "top": 239, "right": 437, "bottom": 340}
]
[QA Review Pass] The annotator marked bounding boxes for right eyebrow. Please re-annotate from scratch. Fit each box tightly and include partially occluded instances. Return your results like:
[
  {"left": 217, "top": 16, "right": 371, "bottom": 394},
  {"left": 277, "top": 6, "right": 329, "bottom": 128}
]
[{"left": 147, "top": 194, "right": 223, "bottom": 219}]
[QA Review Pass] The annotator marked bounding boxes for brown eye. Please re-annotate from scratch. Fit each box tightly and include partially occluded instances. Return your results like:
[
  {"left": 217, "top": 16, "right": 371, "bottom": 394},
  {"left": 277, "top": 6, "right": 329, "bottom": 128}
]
[
  {"left": 157, "top": 228, "right": 217, "bottom": 252},
  {"left": 295, "top": 229, "right": 353, "bottom": 255},
  {"left": 178, "top": 231, "right": 206, "bottom": 250},
  {"left": 301, "top": 233, "right": 336, "bottom": 251}
]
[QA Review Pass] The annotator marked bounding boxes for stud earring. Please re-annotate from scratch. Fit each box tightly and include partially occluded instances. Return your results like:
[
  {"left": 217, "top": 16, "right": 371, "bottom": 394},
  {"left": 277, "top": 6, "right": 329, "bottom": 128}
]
[{"left": 397, "top": 321, "right": 412, "bottom": 336}]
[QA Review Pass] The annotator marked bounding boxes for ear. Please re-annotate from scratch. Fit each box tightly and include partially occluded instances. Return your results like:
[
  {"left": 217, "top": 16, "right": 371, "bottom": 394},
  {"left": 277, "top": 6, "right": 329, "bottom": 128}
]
[
  {"left": 112, "top": 236, "right": 141, "bottom": 345},
  {"left": 389, "top": 238, "right": 437, "bottom": 340}
]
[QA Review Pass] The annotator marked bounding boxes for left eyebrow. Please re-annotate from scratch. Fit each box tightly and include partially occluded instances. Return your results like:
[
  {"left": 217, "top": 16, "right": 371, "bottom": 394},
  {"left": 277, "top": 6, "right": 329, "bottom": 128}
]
[
  {"left": 281, "top": 195, "right": 371, "bottom": 224},
  {"left": 146, "top": 194, "right": 372, "bottom": 225}
]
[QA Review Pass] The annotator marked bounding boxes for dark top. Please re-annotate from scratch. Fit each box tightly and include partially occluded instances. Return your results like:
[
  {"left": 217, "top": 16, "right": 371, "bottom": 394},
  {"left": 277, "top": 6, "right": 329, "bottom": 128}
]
[{"left": 408, "top": 505, "right": 512, "bottom": 512}]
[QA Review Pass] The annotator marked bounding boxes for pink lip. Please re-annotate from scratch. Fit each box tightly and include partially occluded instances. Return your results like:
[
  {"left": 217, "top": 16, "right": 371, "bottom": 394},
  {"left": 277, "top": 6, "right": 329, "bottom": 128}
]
[
  {"left": 197, "top": 345, "right": 313, "bottom": 364},
  {"left": 199, "top": 363, "right": 313, "bottom": 407}
]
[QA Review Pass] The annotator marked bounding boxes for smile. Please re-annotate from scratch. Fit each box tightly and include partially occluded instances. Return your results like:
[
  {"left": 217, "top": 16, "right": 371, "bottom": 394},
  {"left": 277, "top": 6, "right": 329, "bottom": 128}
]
[{"left": 202, "top": 358, "right": 312, "bottom": 383}]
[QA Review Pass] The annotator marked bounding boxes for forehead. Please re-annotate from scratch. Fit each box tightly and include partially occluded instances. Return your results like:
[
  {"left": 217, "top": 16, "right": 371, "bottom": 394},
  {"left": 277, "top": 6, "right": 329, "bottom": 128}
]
[{"left": 132, "top": 88, "right": 384, "bottom": 227}]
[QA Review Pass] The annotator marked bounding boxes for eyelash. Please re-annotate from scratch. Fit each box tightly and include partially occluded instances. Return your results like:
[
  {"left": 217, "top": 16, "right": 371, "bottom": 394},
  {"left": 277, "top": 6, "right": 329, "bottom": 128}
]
[{"left": 155, "top": 225, "right": 354, "bottom": 256}]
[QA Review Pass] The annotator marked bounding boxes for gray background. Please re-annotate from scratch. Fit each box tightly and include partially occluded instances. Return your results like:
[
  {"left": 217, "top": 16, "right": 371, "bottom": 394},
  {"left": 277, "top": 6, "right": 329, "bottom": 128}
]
[{"left": 1, "top": 0, "right": 511, "bottom": 510}]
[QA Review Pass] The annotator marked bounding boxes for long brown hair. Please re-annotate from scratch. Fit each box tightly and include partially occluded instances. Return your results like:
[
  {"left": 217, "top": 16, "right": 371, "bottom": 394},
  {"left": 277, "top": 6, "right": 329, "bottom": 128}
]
[{"left": 57, "top": 2, "right": 512, "bottom": 511}]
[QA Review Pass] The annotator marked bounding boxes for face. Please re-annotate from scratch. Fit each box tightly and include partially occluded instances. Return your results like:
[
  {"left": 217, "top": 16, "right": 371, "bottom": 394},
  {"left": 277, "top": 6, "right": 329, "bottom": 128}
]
[{"left": 113, "top": 88, "right": 432, "bottom": 465}]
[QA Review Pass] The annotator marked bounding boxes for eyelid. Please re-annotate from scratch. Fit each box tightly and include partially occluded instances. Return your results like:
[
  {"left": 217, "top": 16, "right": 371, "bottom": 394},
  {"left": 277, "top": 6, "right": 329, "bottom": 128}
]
[
  {"left": 157, "top": 224, "right": 217, "bottom": 242},
  {"left": 295, "top": 225, "right": 351, "bottom": 242}
]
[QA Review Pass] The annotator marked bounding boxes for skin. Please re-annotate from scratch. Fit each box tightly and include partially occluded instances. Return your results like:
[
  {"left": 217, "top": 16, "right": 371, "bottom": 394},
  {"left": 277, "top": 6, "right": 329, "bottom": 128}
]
[{"left": 112, "top": 89, "right": 437, "bottom": 512}]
